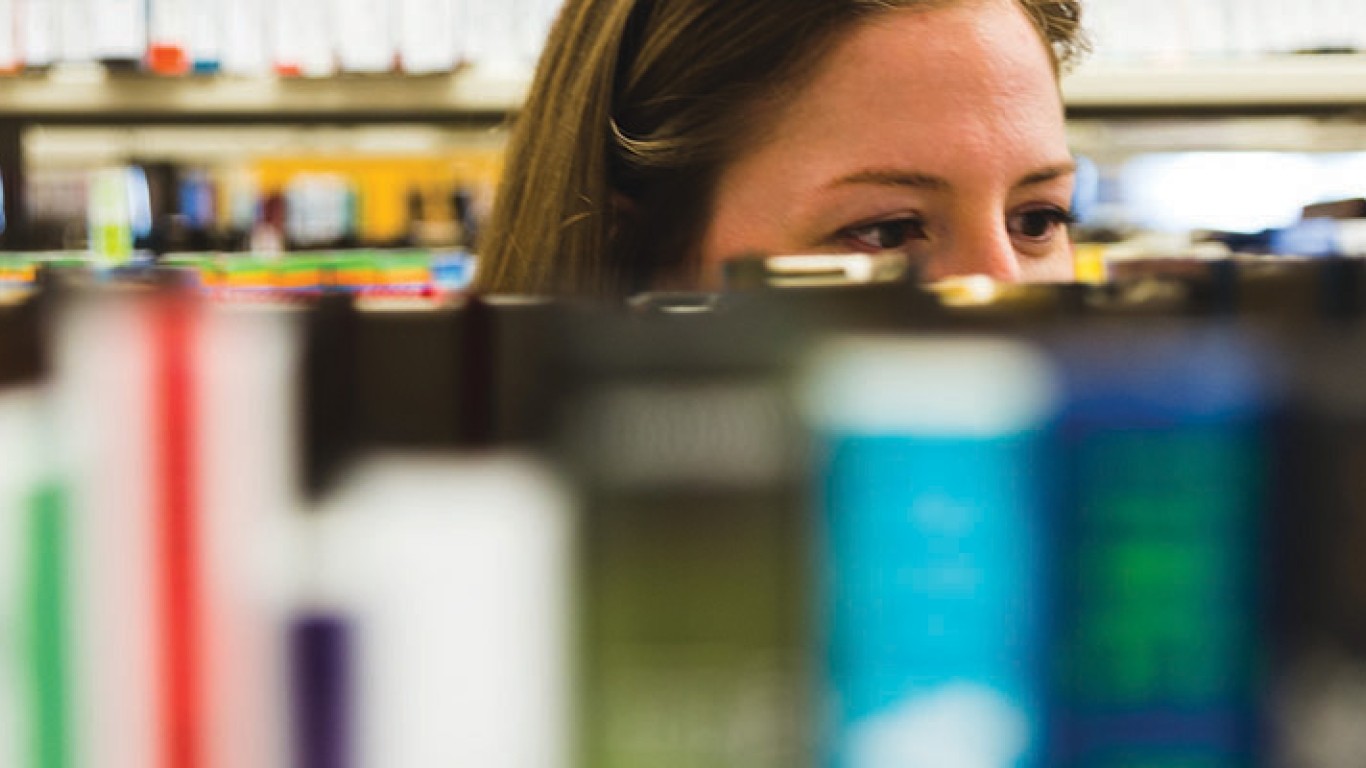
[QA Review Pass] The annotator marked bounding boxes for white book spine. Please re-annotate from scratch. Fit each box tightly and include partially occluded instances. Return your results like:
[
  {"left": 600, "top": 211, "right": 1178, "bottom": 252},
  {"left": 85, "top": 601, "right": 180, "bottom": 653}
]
[
  {"left": 398, "top": 0, "right": 456, "bottom": 75},
  {"left": 57, "top": 0, "right": 92, "bottom": 63},
  {"left": 1252, "top": 0, "right": 1266, "bottom": 54},
  {"left": 197, "top": 306, "right": 300, "bottom": 768},
  {"left": 1323, "top": 0, "right": 1355, "bottom": 49},
  {"left": 1273, "top": 0, "right": 1292, "bottom": 54},
  {"left": 467, "top": 0, "right": 519, "bottom": 70},
  {"left": 0, "top": 0, "right": 17, "bottom": 70},
  {"left": 268, "top": 0, "right": 303, "bottom": 73},
  {"left": 1357, "top": 0, "right": 1366, "bottom": 51},
  {"left": 1188, "top": 0, "right": 1228, "bottom": 58},
  {"left": 318, "top": 454, "right": 574, "bottom": 768},
  {"left": 18, "top": 0, "right": 57, "bottom": 67},
  {"left": 333, "top": 0, "right": 394, "bottom": 74},
  {"left": 56, "top": 297, "right": 161, "bottom": 768},
  {"left": 451, "top": 0, "right": 468, "bottom": 65},
  {"left": 460, "top": 0, "right": 483, "bottom": 65},
  {"left": 186, "top": 0, "right": 221, "bottom": 69},
  {"left": 270, "top": 0, "right": 334, "bottom": 75},
  {"left": 221, "top": 0, "right": 269, "bottom": 76},
  {"left": 148, "top": 0, "right": 189, "bottom": 52},
  {"left": 297, "top": 0, "right": 335, "bottom": 77},
  {"left": 1307, "top": 0, "right": 1329, "bottom": 50},
  {"left": 90, "top": 0, "right": 146, "bottom": 61},
  {"left": 1222, "top": 0, "right": 1256, "bottom": 58},
  {"left": 1351, "top": 0, "right": 1366, "bottom": 52},
  {"left": 1288, "top": 0, "right": 1310, "bottom": 52}
]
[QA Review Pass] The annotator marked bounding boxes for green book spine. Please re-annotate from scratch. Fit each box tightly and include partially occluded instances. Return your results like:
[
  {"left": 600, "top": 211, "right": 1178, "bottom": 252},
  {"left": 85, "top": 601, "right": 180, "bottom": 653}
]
[{"left": 28, "top": 484, "right": 68, "bottom": 768}]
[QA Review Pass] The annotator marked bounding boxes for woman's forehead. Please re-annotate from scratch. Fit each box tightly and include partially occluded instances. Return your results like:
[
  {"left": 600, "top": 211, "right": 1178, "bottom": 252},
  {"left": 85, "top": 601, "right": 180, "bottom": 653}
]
[{"left": 766, "top": 1, "right": 1068, "bottom": 173}]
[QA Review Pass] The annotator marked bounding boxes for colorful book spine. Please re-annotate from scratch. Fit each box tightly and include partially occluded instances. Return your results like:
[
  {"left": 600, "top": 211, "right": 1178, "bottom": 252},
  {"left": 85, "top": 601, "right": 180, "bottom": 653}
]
[
  {"left": 185, "top": 0, "right": 220, "bottom": 73},
  {"left": 86, "top": 168, "right": 135, "bottom": 267},
  {"left": 0, "top": 381, "right": 55, "bottom": 768},
  {"left": 289, "top": 615, "right": 350, "bottom": 768},
  {"left": 1052, "top": 329, "right": 1269, "bottom": 766},
  {"left": 565, "top": 308, "right": 810, "bottom": 768},
  {"left": 55, "top": 294, "right": 303, "bottom": 768},
  {"left": 807, "top": 337, "right": 1060, "bottom": 768},
  {"left": 28, "top": 483, "right": 69, "bottom": 768},
  {"left": 147, "top": 0, "right": 190, "bottom": 74}
]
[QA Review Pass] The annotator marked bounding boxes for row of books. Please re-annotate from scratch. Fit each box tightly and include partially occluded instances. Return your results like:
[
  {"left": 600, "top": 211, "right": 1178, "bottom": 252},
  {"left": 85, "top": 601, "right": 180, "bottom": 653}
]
[
  {"left": 0, "top": 249, "right": 478, "bottom": 299},
  {"left": 29, "top": 158, "right": 496, "bottom": 256},
  {"left": 6, "top": 1, "right": 1366, "bottom": 79},
  {"left": 1087, "top": 0, "right": 1366, "bottom": 62},
  {"left": 1, "top": 257, "right": 1366, "bottom": 766},
  {"left": 0, "top": 0, "right": 559, "bottom": 76}
]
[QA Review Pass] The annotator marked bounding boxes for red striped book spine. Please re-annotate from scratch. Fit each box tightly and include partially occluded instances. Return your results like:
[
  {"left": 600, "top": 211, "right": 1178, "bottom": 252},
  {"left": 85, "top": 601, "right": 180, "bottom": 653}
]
[{"left": 156, "top": 298, "right": 202, "bottom": 768}]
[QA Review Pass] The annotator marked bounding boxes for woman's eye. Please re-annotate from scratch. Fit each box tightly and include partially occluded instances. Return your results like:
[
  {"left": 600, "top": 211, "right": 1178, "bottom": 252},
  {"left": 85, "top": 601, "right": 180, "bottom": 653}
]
[
  {"left": 1008, "top": 207, "right": 1075, "bottom": 241},
  {"left": 840, "top": 218, "right": 928, "bottom": 252}
]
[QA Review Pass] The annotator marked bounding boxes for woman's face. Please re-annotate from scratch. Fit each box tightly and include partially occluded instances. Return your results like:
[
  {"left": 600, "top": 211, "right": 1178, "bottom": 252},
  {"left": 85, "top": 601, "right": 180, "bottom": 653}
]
[{"left": 698, "top": 0, "right": 1075, "bottom": 284}]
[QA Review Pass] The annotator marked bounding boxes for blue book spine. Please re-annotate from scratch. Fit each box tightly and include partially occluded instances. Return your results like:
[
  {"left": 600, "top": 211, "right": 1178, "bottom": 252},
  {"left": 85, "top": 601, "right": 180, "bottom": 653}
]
[
  {"left": 1052, "top": 329, "right": 1270, "bottom": 767},
  {"left": 808, "top": 339, "right": 1059, "bottom": 768}
]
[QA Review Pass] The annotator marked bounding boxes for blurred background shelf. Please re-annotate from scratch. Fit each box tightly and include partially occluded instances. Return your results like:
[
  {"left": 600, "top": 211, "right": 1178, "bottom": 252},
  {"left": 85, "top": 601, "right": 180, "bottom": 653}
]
[
  {"left": 2, "top": 55, "right": 1366, "bottom": 124},
  {"left": 3, "top": 8, "right": 1366, "bottom": 261},
  {"left": 1065, "top": 55, "right": 1366, "bottom": 114},
  {"left": 0, "top": 67, "right": 530, "bottom": 123}
]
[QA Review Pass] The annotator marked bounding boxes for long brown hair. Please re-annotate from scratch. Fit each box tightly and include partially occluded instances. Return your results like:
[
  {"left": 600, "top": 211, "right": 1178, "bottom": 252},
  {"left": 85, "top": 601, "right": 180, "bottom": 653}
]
[{"left": 477, "top": 0, "right": 1087, "bottom": 297}]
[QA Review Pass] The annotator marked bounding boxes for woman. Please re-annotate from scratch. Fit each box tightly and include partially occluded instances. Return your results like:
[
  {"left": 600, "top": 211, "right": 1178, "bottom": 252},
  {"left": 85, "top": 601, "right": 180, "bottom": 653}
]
[{"left": 478, "top": 0, "right": 1088, "bottom": 297}]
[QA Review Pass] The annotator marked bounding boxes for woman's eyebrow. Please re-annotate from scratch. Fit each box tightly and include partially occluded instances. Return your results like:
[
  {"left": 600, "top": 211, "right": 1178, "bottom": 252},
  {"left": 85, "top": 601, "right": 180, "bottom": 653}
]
[
  {"left": 827, "top": 169, "right": 951, "bottom": 191},
  {"left": 828, "top": 160, "right": 1077, "bottom": 192},
  {"left": 1014, "top": 161, "right": 1077, "bottom": 189}
]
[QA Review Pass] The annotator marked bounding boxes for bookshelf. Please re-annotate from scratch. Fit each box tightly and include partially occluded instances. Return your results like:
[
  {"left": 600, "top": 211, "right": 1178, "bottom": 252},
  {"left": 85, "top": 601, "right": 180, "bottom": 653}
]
[
  {"left": 0, "top": 67, "right": 529, "bottom": 123},
  {"left": 0, "top": 66, "right": 527, "bottom": 250},
  {"left": 1064, "top": 55, "right": 1366, "bottom": 114},
  {"left": 1, "top": 56, "right": 1365, "bottom": 122},
  {"left": 9, "top": 55, "right": 1366, "bottom": 249}
]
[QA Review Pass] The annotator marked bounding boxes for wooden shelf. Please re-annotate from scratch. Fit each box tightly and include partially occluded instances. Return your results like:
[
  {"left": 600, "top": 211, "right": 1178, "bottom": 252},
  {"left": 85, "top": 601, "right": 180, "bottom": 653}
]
[
  {"left": 3, "top": 55, "right": 1366, "bottom": 123},
  {"left": 0, "top": 67, "right": 530, "bottom": 122},
  {"left": 1064, "top": 55, "right": 1366, "bottom": 112}
]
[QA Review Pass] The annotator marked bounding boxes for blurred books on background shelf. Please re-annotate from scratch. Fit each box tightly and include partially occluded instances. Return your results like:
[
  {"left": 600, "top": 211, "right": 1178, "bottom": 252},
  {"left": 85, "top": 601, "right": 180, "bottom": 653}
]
[
  {"left": 0, "top": 0, "right": 1365, "bottom": 79},
  {"left": 1086, "top": 0, "right": 1366, "bottom": 62},
  {"left": 0, "top": 0, "right": 559, "bottom": 77},
  {"left": 25, "top": 148, "right": 500, "bottom": 257}
]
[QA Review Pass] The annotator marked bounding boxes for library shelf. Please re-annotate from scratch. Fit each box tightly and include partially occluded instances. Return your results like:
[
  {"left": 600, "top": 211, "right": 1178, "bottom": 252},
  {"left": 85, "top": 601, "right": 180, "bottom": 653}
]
[
  {"left": 4, "top": 55, "right": 1366, "bottom": 122},
  {"left": 1064, "top": 55, "right": 1366, "bottom": 114},
  {"left": 0, "top": 66, "right": 530, "bottom": 123}
]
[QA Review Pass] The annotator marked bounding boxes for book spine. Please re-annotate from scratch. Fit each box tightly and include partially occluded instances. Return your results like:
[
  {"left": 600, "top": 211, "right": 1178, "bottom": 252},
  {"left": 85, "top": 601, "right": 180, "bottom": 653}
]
[
  {"left": 809, "top": 338, "right": 1059, "bottom": 768},
  {"left": 1052, "top": 330, "right": 1268, "bottom": 765}
]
